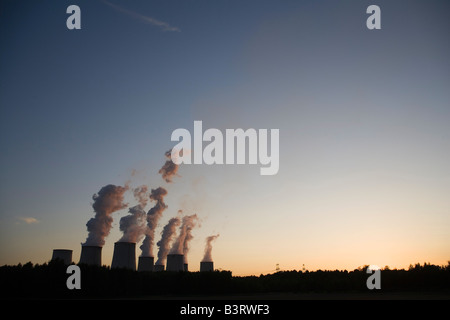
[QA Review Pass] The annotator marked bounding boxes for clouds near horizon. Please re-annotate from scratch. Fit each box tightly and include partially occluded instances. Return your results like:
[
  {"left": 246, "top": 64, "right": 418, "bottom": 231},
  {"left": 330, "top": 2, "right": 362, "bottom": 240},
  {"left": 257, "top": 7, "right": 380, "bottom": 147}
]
[{"left": 18, "top": 217, "right": 39, "bottom": 225}]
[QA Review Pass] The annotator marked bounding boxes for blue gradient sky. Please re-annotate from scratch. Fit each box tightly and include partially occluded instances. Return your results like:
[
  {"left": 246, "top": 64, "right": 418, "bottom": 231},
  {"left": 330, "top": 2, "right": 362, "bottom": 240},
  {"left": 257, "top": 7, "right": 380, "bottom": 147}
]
[{"left": 1, "top": 0, "right": 449, "bottom": 275}]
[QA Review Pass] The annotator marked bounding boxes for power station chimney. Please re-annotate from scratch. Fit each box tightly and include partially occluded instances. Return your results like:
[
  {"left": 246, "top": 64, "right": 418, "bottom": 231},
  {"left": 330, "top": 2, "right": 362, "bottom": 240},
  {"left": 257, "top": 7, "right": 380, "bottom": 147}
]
[
  {"left": 166, "top": 254, "right": 184, "bottom": 272},
  {"left": 153, "top": 264, "right": 165, "bottom": 272},
  {"left": 79, "top": 245, "right": 102, "bottom": 266},
  {"left": 51, "top": 249, "right": 73, "bottom": 265},
  {"left": 200, "top": 261, "right": 214, "bottom": 272},
  {"left": 111, "top": 242, "right": 136, "bottom": 270},
  {"left": 137, "top": 256, "right": 154, "bottom": 272}
]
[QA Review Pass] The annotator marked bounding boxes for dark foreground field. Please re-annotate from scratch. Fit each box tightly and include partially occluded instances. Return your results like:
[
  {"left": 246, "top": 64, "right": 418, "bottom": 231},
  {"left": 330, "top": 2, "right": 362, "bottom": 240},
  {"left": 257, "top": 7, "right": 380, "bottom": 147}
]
[
  {"left": 1, "top": 260, "right": 449, "bottom": 300},
  {"left": 138, "top": 291, "right": 450, "bottom": 300}
]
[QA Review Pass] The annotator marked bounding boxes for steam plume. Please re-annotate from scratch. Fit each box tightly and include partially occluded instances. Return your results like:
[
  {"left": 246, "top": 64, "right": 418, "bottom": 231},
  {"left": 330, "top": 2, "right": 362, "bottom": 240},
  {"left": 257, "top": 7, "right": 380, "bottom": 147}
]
[
  {"left": 159, "top": 150, "right": 179, "bottom": 183},
  {"left": 133, "top": 185, "right": 149, "bottom": 208},
  {"left": 83, "top": 184, "right": 128, "bottom": 247},
  {"left": 118, "top": 185, "right": 149, "bottom": 243},
  {"left": 138, "top": 149, "right": 180, "bottom": 256},
  {"left": 155, "top": 214, "right": 181, "bottom": 266},
  {"left": 202, "top": 234, "right": 220, "bottom": 262},
  {"left": 118, "top": 205, "right": 146, "bottom": 243},
  {"left": 139, "top": 187, "right": 168, "bottom": 257},
  {"left": 170, "top": 214, "right": 199, "bottom": 262}
]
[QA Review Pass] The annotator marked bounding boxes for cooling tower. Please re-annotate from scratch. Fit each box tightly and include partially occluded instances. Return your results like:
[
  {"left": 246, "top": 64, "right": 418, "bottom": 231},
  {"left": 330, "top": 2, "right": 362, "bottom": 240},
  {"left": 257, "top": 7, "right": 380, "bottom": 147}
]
[
  {"left": 111, "top": 242, "right": 136, "bottom": 270},
  {"left": 153, "top": 264, "right": 165, "bottom": 272},
  {"left": 138, "top": 256, "right": 154, "bottom": 272},
  {"left": 51, "top": 249, "right": 73, "bottom": 265},
  {"left": 200, "top": 261, "right": 214, "bottom": 272},
  {"left": 184, "top": 263, "right": 188, "bottom": 272},
  {"left": 79, "top": 245, "right": 102, "bottom": 266},
  {"left": 166, "top": 254, "right": 184, "bottom": 271}
]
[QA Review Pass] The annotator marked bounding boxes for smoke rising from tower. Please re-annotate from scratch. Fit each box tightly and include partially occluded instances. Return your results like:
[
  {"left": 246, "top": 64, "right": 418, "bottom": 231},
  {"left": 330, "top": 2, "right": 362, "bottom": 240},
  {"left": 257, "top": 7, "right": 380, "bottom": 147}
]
[
  {"left": 202, "top": 234, "right": 219, "bottom": 262},
  {"left": 159, "top": 150, "right": 179, "bottom": 183},
  {"left": 139, "top": 187, "right": 168, "bottom": 257},
  {"left": 139, "top": 150, "right": 180, "bottom": 256},
  {"left": 82, "top": 184, "right": 128, "bottom": 247},
  {"left": 133, "top": 185, "right": 149, "bottom": 207},
  {"left": 118, "top": 205, "right": 147, "bottom": 243},
  {"left": 118, "top": 185, "right": 149, "bottom": 243},
  {"left": 155, "top": 215, "right": 181, "bottom": 266},
  {"left": 170, "top": 214, "right": 199, "bottom": 263}
]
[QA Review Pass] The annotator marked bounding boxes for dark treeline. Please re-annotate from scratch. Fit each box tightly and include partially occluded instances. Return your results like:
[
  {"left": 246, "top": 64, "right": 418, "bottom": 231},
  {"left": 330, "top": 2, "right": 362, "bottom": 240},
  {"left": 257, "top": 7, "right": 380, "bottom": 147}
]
[{"left": 1, "top": 261, "right": 449, "bottom": 299}]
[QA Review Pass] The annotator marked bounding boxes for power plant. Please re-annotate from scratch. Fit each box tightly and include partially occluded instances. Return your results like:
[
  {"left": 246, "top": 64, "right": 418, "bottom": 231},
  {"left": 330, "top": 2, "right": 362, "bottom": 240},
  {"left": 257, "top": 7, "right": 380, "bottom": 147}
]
[
  {"left": 51, "top": 249, "right": 73, "bottom": 265},
  {"left": 138, "top": 256, "right": 154, "bottom": 272},
  {"left": 64, "top": 152, "right": 220, "bottom": 274},
  {"left": 111, "top": 242, "right": 136, "bottom": 270},
  {"left": 54, "top": 244, "right": 218, "bottom": 272},
  {"left": 74, "top": 237, "right": 219, "bottom": 272},
  {"left": 166, "top": 254, "right": 184, "bottom": 271},
  {"left": 79, "top": 245, "right": 102, "bottom": 266},
  {"left": 53, "top": 154, "right": 219, "bottom": 273},
  {"left": 200, "top": 261, "right": 214, "bottom": 272}
]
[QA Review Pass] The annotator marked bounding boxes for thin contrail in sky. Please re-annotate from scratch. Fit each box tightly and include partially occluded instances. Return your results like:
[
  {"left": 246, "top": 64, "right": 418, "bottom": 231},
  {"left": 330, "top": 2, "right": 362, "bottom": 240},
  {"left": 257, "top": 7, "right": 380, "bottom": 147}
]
[{"left": 102, "top": 0, "right": 181, "bottom": 32}]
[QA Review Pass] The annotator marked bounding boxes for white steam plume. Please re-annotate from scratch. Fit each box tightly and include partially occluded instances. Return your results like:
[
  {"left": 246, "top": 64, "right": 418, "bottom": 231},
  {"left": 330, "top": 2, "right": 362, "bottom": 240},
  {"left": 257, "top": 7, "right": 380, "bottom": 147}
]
[
  {"left": 83, "top": 184, "right": 128, "bottom": 247},
  {"left": 118, "top": 185, "right": 149, "bottom": 243},
  {"left": 169, "top": 214, "right": 199, "bottom": 263},
  {"left": 155, "top": 213, "right": 181, "bottom": 266},
  {"left": 139, "top": 187, "right": 168, "bottom": 257},
  {"left": 202, "top": 234, "right": 220, "bottom": 262}
]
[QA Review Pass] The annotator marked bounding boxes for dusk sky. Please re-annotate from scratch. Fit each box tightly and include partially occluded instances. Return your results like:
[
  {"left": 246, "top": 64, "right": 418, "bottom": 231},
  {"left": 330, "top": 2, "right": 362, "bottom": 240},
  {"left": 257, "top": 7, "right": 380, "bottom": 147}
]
[{"left": 1, "top": 0, "right": 449, "bottom": 276}]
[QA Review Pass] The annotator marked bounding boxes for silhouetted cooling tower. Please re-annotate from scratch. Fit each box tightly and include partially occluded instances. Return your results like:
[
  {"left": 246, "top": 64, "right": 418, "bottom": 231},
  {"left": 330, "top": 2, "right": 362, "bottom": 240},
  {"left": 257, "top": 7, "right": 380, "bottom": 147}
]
[
  {"left": 111, "top": 242, "right": 136, "bottom": 270},
  {"left": 200, "top": 261, "right": 214, "bottom": 272},
  {"left": 51, "top": 249, "right": 73, "bottom": 265},
  {"left": 153, "top": 264, "right": 165, "bottom": 272},
  {"left": 79, "top": 245, "right": 102, "bottom": 266},
  {"left": 138, "top": 256, "right": 154, "bottom": 272},
  {"left": 184, "top": 263, "right": 188, "bottom": 272},
  {"left": 166, "top": 254, "right": 184, "bottom": 271}
]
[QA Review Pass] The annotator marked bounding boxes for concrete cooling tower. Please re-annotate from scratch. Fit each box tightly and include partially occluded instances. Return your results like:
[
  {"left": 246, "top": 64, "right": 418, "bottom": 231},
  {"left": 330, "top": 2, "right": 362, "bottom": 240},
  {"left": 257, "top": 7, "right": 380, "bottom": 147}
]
[
  {"left": 153, "top": 264, "right": 164, "bottom": 272},
  {"left": 137, "top": 256, "right": 154, "bottom": 272},
  {"left": 111, "top": 242, "right": 136, "bottom": 270},
  {"left": 200, "top": 261, "right": 214, "bottom": 272},
  {"left": 153, "top": 264, "right": 165, "bottom": 272},
  {"left": 166, "top": 254, "right": 184, "bottom": 272},
  {"left": 79, "top": 245, "right": 102, "bottom": 266},
  {"left": 51, "top": 249, "right": 73, "bottom": 265}
]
